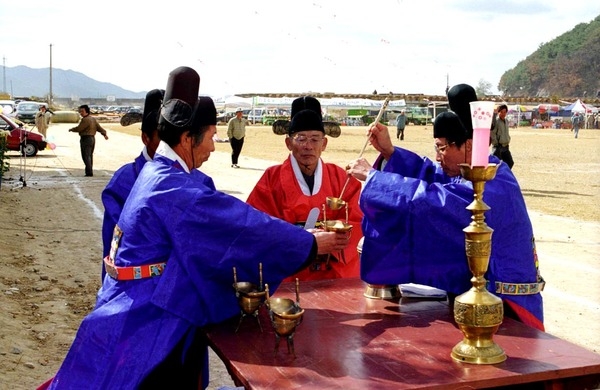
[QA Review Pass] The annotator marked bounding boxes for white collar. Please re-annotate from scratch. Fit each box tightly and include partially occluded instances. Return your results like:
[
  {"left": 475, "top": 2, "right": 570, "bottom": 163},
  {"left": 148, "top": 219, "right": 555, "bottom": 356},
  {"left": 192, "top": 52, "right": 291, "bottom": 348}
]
[
  {"left": 155, "top": 141, "right": 190, "bottom": 173},
  {"left": 141, "top": 146, "right": 152, "bottom": 162},
  {"left": 289, "top": 154, "right": 322, "bottom": 196}
]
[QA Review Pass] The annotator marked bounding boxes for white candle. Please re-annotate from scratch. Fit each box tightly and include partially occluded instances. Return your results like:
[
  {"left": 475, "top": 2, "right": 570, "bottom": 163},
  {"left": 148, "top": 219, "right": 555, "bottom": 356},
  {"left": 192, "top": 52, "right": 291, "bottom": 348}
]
[{"left": 469, "top": 101, "right": 496, "bottom": 167}]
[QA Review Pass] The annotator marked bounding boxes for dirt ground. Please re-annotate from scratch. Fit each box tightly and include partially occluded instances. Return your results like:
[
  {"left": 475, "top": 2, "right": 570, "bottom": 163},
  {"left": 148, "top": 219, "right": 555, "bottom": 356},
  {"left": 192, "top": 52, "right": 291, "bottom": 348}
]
[{"left": 0, "top": 121, "right": 599, "bottom": 389}]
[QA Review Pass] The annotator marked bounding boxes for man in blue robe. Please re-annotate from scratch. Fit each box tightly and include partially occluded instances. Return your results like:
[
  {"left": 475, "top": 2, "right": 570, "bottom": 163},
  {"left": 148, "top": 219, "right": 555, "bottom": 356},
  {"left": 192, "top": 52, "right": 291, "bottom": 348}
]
[
  {"left": 347, "top": 84, "right": 544, "bottom": 330},
  {"left": 42, "top": 67, "right": 332, "bottom": 389},
  {"left": 100, "top": 89, "right": 164, "bottom": 280}
]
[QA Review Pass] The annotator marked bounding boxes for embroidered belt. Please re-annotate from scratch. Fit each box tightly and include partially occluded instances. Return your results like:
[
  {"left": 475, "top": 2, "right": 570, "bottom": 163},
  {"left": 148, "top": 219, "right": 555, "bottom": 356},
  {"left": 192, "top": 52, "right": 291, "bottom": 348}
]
[
  {"left": 103, "top": 256, "right": 166, "bottom": 281},
  {"left": 494, "top": 279, "right": 545, "bottom": 295}
]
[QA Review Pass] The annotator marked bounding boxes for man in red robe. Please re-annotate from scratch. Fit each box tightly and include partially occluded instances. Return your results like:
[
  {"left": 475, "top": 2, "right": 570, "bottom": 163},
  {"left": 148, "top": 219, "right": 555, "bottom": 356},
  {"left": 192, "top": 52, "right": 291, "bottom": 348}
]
[{"left": 247, "top": 96, "right": 363, "bottom": 281}]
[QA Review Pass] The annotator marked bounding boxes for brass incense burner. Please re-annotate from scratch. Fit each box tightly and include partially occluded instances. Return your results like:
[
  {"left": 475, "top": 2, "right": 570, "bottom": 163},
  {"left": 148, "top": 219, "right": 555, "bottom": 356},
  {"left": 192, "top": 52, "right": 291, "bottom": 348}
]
[
  {"left": 232, "top": 263, "right": 266, "bottom": 332},
  {"left": 321, "top": 203, "right": 353, "bottom": 267},
  {"left": 321, "top": 203, "right": 352, "bottom": 233},
  {"left": 265, "top": 279, "right": 304, "bottom": 356},
  {"left": 451, "top": 164, "right": 506, "bottom": 364}
]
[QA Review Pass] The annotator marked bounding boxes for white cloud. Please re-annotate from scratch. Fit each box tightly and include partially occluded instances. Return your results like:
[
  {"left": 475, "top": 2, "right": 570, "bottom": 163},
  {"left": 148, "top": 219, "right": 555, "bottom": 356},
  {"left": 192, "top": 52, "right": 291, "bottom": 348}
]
[{"left": 0, "top": 0, "right": 597, "bottom": 97}]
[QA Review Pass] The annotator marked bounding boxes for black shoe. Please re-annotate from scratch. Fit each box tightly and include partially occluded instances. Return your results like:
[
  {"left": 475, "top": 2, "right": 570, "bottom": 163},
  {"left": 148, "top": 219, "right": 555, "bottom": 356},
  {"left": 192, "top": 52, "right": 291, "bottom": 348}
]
[{"left": 85, "top": 174, "right": 93, "bottom": 177}]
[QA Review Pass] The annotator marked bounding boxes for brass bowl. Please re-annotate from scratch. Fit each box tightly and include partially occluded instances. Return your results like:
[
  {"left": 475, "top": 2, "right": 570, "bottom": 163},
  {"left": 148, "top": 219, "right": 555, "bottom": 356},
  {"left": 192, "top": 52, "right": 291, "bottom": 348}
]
[
  {"left": 363, "top": 284, "right": 401, "bottom": 300},
  {"left": 268, "top": 298, "right": 304, "bottom": 337},
  {"left": 267, "top": 298, "right": 300, "bottom": 315},
  {"left": 326, "top": 196, "right": 346, "bottom": 210},
  {"left": 233, "top": 282, "right": 266, "bottom": 314},
  {"left": 323, "top": 220, "right": 353, "bottom": 233}
]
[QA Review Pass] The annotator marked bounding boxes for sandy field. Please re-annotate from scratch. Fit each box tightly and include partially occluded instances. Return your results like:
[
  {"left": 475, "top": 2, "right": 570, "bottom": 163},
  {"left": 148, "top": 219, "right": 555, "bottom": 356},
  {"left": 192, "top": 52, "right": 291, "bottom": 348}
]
[{"left": 0, "top": 121, "right": 599, "bottom": 389}]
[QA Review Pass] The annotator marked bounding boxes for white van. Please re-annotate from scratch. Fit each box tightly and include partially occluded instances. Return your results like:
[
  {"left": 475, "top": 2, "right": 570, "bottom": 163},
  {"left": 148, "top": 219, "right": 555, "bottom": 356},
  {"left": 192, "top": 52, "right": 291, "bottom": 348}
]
[{"left": 247, "top": 108, "right": 267, "bottom": 123}]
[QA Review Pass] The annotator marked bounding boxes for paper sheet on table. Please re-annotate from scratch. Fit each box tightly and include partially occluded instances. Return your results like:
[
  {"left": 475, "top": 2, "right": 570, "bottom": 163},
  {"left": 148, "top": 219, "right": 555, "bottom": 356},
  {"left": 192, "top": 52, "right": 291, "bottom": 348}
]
[{"left": 400, "top": 283, "right": 447, "bottom": 299}]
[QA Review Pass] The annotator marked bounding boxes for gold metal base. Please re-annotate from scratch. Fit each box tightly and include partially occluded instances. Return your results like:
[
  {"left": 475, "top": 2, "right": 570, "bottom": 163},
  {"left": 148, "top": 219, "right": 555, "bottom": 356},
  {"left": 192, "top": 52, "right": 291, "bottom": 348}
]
[
  {"left": 451, "top": 332, "right": 507, "bottom": 364},
  {"left": 363, "top": 284, "right": 401, "bottom": 300}
]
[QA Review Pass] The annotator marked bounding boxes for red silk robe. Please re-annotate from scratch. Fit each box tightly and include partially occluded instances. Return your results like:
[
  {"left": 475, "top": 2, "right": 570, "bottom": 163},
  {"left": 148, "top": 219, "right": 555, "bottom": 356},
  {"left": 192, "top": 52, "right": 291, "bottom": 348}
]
[{"left": 247, "top": 156, "right": 363, "bottom": 281}]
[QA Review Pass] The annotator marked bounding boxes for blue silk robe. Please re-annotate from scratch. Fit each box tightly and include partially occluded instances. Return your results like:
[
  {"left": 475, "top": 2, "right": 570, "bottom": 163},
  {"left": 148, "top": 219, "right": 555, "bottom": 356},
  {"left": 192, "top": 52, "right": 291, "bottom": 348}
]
[
  {"left": 360, "top": 147, "right": 544, "bottom": 329},
  {"left": 101, "top": 150, "right": 149, "bottom": 280},
  {"left": 47, "top": 151, "right": 314, "bottom": 389}
]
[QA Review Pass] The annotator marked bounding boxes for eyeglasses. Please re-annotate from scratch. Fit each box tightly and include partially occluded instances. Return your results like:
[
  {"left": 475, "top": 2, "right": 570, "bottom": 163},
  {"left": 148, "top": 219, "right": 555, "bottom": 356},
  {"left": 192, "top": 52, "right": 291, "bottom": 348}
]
[
  {"left": 434, "top": 142, "right": 454, "bottom": 154},
  {"left": 292, "top": 135, "right": 324, "bottom": 146}
]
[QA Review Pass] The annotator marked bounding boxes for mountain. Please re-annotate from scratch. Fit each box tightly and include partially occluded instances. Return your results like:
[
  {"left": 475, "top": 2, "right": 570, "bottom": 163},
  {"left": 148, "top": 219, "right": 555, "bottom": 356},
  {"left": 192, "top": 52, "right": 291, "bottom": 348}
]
[
  {"left": 499, "top": 15, "right": 600, "bottom": 99},
  {"left": 1, "top": 65, "right": 146, "bottom": 99}
]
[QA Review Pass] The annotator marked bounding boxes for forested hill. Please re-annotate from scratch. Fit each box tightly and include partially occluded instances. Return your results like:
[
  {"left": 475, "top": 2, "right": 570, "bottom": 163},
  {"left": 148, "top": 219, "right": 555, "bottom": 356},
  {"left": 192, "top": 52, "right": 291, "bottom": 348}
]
[{"left": 499, "top": 15, "right": 600, "bottom": 99}]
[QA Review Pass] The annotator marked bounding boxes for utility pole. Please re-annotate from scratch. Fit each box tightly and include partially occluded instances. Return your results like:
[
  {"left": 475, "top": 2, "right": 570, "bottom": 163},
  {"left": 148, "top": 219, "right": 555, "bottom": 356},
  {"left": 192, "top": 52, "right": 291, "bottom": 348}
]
[
  {"left": 49, "top": 44, "right": 53, "bottom": 105},
  {"left": 2, "top": 56, "right": 5, "bottom": 94}
]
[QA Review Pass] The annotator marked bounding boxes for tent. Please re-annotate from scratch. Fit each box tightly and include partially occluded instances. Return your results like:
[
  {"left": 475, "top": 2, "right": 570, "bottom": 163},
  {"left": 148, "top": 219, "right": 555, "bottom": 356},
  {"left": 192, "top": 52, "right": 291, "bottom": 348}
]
[
  {"left": 537, "top": 104, "right": 560, "bottom": 114},
  {"left": 509, "top": 104, "right": 528, "bottom": 113},
  {"left": 562, "top": 99, "right": 597, "bottom": 114}
]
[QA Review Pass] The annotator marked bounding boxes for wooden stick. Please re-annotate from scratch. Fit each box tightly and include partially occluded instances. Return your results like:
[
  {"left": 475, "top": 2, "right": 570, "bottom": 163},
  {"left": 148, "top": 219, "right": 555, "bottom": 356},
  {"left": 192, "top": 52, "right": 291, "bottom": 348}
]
[
  {"left": 338, "top": 95, "right": 392, "bottom": 200},
  {"left": 358, "top": 95, "right": 391, "bottom": 158}
]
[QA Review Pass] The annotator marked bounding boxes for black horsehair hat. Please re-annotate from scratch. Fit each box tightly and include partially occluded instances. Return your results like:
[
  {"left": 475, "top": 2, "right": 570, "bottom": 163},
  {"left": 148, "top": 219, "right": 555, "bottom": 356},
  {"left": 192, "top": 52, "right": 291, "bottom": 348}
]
[
  {"left": 141, "top": 89, "right": 164, "bottom": 135},
  {"left": 272, "top": 96, "right": 341, "bottom": 138},
  {"left": 159, "top": 66, "right": 200, "bottom": 130},
  {"left": 193, "top": 96, "right": 217, "bottom": 129},
  {"left": 446, "top": 83, "right": 478, "bottom": 139},
  {"left": 433, "top": 111, "right": 468, "bottom": 146}
]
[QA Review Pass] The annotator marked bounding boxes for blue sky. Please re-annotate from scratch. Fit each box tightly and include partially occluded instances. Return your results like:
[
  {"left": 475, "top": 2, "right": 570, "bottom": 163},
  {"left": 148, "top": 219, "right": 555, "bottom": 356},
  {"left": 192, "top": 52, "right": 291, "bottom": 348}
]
[{"left": 0, "top": 0, "right": 597, "bottom": 97}]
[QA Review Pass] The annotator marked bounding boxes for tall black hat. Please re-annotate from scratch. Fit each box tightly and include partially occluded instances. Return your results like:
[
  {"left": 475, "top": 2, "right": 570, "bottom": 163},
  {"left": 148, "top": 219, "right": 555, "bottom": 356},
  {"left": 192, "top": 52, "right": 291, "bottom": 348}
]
[
  {"left": 159, "top": 66, "right": 200, "bottom": 129},
  {"left": 447, "top": 83, "right": 478, "bottom": 138},
  {"left": 289, "top": 96, "right": 324, "bottom": 134},
  {"left": 433, "top": 111, "right": 467, "bottom": 145},
  {"left": 192, "top": 96, "right": 217, "bottom": 129},
  {"left": 141, "top": 89, "right": 164, "bottom": 134},
  {"left": 272, "top": 96, "right": 341, "bottom": 138}
]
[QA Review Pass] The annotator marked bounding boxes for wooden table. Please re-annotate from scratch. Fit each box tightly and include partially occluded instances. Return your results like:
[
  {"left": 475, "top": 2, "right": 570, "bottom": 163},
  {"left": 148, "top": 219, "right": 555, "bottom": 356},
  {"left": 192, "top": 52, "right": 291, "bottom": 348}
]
[{"left": 205, "top": 278, "right": 600, "bottom": 389}]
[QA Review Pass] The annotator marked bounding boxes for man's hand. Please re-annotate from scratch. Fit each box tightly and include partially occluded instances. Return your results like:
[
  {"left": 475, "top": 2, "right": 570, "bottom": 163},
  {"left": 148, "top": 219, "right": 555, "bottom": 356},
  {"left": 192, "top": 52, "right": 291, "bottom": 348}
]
[
  {"left": 313, "top": 230, "right": 350, "bottom": 254},
  {"left": 346, "top": 157, "right": 373, "bottom": 182},
  {"left": 367, "top": 122, "right": 394, "bottom": 160}
]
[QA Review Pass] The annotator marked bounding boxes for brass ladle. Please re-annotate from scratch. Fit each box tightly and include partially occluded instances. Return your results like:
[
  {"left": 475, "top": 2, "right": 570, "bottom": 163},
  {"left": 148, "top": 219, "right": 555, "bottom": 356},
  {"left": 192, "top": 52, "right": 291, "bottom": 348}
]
[{"left": 328, "top": 95, "right": 392, "bottom": 209}]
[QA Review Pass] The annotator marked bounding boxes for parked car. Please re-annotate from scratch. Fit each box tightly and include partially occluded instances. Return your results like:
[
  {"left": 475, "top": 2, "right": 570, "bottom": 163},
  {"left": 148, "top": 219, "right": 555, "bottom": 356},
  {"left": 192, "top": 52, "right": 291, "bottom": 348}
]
[
  {"left": 15, "top": 101, "right": 48, "bottom": 123},
  {"left": 0, "top": 113, "right": 47, "bottom": 156},
  {"left": 216, "top": 109, "right": 250, "bottom": 123}
]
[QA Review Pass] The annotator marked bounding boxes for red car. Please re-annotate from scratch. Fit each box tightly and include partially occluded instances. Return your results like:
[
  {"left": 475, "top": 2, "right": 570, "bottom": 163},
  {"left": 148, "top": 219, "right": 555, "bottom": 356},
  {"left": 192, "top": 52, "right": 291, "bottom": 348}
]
[{"left": 0, "top": 113, "right": 47, "bottom": 157}]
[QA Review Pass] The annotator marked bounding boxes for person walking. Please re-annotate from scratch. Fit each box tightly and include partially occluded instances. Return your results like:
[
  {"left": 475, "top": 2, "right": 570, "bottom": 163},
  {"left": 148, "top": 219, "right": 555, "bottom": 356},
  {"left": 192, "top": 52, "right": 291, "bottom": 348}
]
[
  {"left": 34, "top": 105, "right": 51, "bottom": 138},
  {"left": 227, "top": 107, "right": 247, "bottom": 168},
  {"left": 490, "top": 104, "right": 514, "bottom": 169},
  {"left": 396, "top": 110, "right": 406, "bottom": 140},
  {"left": 571, "top": 112, "right": 582, "bottom": 139},
  {"left": 68, "top": 104, "right": 109, "bottom": 176}
]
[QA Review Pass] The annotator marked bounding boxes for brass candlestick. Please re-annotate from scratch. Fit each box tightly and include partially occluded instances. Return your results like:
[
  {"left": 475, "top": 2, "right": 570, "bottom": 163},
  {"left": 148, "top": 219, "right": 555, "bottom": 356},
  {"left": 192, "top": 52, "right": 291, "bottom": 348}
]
[{"left": 451, "top": 163, "right": 506, "bottom": 364}]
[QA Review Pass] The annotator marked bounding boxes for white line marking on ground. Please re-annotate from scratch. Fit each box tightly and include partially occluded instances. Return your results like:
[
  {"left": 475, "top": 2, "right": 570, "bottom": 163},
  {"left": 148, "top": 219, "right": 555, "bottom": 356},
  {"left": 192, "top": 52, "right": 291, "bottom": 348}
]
[{"left": 57, "top": 169, "right": 104, "bottom": 221}]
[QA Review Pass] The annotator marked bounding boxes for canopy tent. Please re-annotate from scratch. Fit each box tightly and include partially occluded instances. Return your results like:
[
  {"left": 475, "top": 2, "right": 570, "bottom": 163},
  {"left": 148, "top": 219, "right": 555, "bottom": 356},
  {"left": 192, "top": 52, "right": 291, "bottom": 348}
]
[
  {"left": 509, "top": 104, "right": 528, "bottom": 113},
  {"left": 562, "top": 99, "right": 598, "bottom": 114},
  {"left": 212, "top": 95, "right": 253, "bottom": 111},
  {"left": 537, "top": 104, "right": 560, "bottom": 114}
]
